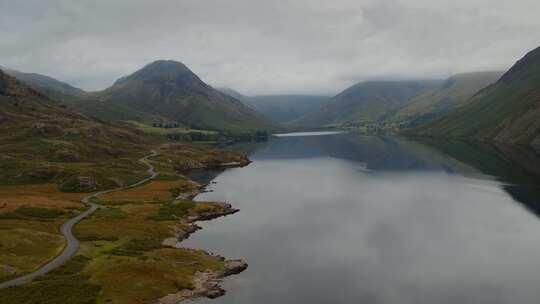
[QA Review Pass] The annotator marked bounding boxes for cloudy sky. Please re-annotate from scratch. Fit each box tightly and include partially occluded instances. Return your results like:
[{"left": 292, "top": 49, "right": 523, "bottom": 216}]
[{"left": 1, "top": 0, "right": 540, "bottom": 95}]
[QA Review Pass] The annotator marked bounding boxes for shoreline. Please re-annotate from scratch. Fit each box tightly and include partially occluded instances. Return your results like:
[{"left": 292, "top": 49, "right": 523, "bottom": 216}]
[
  {"left": 159, "top": 162, "right": 249, "bottom": 303},
  {"left": 0, "top": 153, "right": 249, "bottom": 302}
]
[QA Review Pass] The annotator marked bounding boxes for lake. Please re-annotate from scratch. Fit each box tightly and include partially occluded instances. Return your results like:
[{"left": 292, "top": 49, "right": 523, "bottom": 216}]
[{"left": 183, "top": 132, "right": 540, "bottom": 304}]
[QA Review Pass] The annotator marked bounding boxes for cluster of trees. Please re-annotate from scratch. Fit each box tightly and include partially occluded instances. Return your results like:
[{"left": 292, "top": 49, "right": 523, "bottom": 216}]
[
  {"left": 166, "top": 130, "right": 270, "bottom": 143},
  {"left": 152, "top": 122, "right": 181, "bottom": 128},
  {"left": 166, "top": 131, "right": 222, "bottom": 142}
]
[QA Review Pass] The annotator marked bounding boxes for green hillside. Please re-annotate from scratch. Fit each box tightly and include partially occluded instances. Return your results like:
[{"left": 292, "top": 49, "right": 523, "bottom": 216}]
[
  {"left": 389, "top": 71, "right": 503, "bottom": 128},
  {"left": 292, "top": 80, "right": 440, "bottom": 128},
  {"left": 0, "top": 68, "right": 151, "bottom": 191},
  {"left": 6, "top": 62, "right": 274, "bottom": 134},
  {"left": 414, "top": 46, "right": 540, "bottom": 145}
]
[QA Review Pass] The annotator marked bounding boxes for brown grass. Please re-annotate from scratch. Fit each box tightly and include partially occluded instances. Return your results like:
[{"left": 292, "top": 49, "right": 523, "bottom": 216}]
[
  {"left": 0, "top": 142, "right": 246, "bottom": 303},
  {"left": 0, "top": 184, "right": 84, "bottom": 212},
  {"left": 99, "top": 180, "right": 198, "bottom": 203}
]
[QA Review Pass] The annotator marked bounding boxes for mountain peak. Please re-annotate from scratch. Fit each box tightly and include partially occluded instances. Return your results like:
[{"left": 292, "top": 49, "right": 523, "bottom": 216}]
[
  {"left": 98, "top": 61, "right": 274, "bottom": 132},
  {"left": 114, "top": 60, "right": 200, "bottom": 86},
  {"left": 144, "top": 60, "right": 191, "bottom": 72}
]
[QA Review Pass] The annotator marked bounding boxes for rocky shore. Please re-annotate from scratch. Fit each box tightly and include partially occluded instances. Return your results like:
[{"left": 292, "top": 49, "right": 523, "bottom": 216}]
[
  {"left": 160, "top": 180, "right": 246, "bottom": 302},
  {"left": 156, "top": 259, "right": 248, "bottom": 303},
  {"left": 161, "top": 201, "right": 240, "bottom": 247}
]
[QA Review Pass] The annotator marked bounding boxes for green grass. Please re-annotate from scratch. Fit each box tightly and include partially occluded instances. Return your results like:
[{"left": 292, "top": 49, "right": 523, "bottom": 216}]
[
  {"left": 0, "top": 276, "right": 101, "bottom": 304},
  {"left": 78, "top": 235, "right": 119, "bottom": 242},
  {"left": 146, "top": 200, "right": 195, "bottom": 221},
  {"left": 125, "top": 120, "right": 217, "bottom": 135},
  {"left": 91, "top": 207, "right": 127, "bottom": 219},
  {"left": 168, "top": 184, "right": 198, "bottom": 197},
  {"left": 107, "top": 238, "right": 163, "bottom": 257},
  {"left": 0, "top": 256, "right": 101, "bottom": 304},
  {"left": 43, "top": 256, "right": 93, "bottom": 277}
]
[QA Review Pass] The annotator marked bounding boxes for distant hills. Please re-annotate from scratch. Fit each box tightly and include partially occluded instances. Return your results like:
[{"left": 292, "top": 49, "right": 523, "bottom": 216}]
[
  {"left": 5, "top": 45, "right": 540, "bottom": 146},
  {"left": 218, "top": 88, "right": 328, "bottom": 124},
  {"left": 414, "top": 46, "right": 540, "bottom": 145},
  {"left": 3, "top": 68, "right": 87, "bottom": 101},
  {"left": 5, "top": 61, "right": 274, "bottom": 134},
  {"left": 248, "top": 95, "right": 328, "bottom": 124},
  {"left": 292, "top": 80, "right": 441, "bottom": 128},
  {"left": 388, "top": 71, "right": 503, "bottom": 128}
]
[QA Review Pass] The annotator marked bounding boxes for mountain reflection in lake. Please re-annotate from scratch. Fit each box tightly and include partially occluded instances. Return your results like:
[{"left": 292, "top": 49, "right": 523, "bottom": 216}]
[{"left": 184, "top": 133, "right": 540, "bottom": 304}]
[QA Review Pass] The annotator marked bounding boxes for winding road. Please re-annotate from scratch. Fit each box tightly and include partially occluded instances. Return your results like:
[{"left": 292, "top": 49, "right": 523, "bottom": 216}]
[{"left": 0, "top": 150, "right": 159, "bottom": 289}]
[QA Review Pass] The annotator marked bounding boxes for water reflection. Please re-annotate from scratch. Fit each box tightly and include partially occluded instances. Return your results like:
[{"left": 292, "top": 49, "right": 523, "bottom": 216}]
[
  {"left": 184, "top": 133, "right": 540, "bottom": 304},
  {"left": 418, "top": 139, "right": 540, "bottom": 217}
]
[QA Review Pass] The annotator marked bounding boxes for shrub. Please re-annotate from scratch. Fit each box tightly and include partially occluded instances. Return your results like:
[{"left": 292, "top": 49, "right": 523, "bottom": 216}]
[
  {"left": 0, "top": 256, "right": 100, "bottom": 304},
  {"left": 16, "top": 206, "right": 67, "bottom": 218},
  {"left": 107, "top": 238, "right": 163, "bottom": 256},
  {"left": 147, "top": 200, "right": 195, "bottom": 221},
  {"left": 0, "top": 206, "right": 67, "bottom": 220}
]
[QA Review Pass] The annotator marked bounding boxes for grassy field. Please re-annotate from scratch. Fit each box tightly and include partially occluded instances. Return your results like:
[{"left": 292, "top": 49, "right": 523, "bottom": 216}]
[
  {"left": 0, "top": 180, "right": 234, "bottom": 304},
  {"left": 0, "top": 142, "right": 248, "bottom": 303},
  {"left": 0, "top": 255, "right": 102, "bottom": 304},
  {"left": 73, "top": 179, "right": 230, "bottom": 304},
  {"left": 0, "top": 185, "right": 86, "bottom": 281}
]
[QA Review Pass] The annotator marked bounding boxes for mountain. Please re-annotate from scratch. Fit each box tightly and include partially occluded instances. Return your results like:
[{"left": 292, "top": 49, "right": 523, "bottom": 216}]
[
  {"left": 3, "top": 68, "right": 86, "bottom": 101},
  {"left": 413, "top": 46, "right": 540, "bottom": 146},
  {"left": 0, "top": 68, "right": 149, "bottom": 191},
  {"left": 388, "top": 71, "right": 503, "bottom": 128},
  {"left": 292, "top": 80, "right": 441, "bottom": 128},
  {"left": 218, "top": 88, "right": 328, "bottom": 124},
  {"left": 74, "top": 60, "right": 274, "bottom": 133}
]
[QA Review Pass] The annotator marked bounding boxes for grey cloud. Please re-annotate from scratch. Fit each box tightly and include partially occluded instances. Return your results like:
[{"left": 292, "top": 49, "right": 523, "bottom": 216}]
[{"left": 1, "top": 0, "right": 539, "bottom": 95}]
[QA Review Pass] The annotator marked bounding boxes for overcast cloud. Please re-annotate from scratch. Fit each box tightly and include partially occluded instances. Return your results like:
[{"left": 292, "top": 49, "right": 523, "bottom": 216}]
[{"left": 1, "top": 0, "right": 540, "bottom": 95}]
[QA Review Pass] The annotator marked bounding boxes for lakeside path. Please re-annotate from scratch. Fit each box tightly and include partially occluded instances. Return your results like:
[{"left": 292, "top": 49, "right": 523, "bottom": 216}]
[{"left": 0, "top": 150, "right": 159, "bottom": 289}]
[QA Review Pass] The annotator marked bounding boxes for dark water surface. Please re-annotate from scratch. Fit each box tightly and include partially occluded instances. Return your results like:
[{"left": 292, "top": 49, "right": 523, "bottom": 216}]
[{"left": 184, "top": 132, "right": 540, "bottom": 304}]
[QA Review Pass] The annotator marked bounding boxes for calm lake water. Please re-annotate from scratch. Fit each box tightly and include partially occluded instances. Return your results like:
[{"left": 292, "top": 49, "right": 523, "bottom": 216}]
[{"left": 184, "top": 132, "right": 540, "bottom": 304}]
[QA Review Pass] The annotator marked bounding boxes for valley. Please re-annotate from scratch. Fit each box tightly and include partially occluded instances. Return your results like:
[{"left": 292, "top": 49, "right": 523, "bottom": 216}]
[{"left": 1, "top": 9, "right": 540, "bottom": 302}]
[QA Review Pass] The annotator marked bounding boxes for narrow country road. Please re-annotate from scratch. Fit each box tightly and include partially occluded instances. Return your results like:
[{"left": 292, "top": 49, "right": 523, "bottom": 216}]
[{"left": 0, "top": 150, "right": 159, "bottom": 289}]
